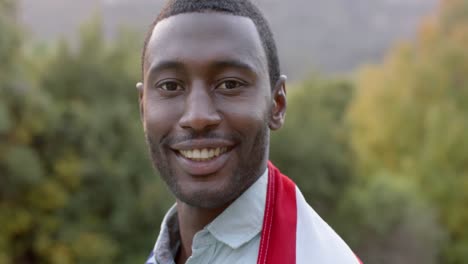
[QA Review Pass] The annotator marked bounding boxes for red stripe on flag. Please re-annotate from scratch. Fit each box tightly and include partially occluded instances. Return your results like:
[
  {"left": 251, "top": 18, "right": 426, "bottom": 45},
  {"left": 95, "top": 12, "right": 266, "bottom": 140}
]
[{"left": 257, "top": 161, "right": 297, "bottom": 264}]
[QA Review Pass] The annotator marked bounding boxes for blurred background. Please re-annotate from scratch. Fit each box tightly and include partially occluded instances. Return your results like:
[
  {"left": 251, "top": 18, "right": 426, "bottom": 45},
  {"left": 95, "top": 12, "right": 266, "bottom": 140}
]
[{"left": 0, "top": 0, "right": 467, "bottom": 263}]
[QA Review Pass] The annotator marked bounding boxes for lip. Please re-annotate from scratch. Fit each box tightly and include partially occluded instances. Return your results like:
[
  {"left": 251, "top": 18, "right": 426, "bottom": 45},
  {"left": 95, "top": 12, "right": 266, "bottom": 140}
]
[
  {"left": 171, "top": 139, "right": 235, "bottom": 151},
  {"left": 171, "top": 139, "right": 235, "bottom": 176}
]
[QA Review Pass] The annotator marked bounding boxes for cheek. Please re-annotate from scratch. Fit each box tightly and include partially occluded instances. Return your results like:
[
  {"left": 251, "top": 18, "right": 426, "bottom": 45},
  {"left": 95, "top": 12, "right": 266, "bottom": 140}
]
[
  {"left": 143, "top": 98, "right": 183, "bottom": 135},
  {"left": 227, "top": 108, "right": 266, "bottom": 127},
  {"left": 219, "top": 98, "right": 269, "bottom": 137},
  {"left": 220, "top": 91, "right": 270, "bottom": 121}
]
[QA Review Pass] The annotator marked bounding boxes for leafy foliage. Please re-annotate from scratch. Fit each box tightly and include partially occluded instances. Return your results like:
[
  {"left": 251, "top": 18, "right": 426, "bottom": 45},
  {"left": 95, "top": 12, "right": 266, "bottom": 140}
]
[
  {"left": 334, "top": 173, "right": 443, "bottom": 264},
  {"left": 0, "top": 8, "right": 172, "bottom": 264},
  {"left": 270, "top": 77, "right": 443, "bottom": 264},
  {"left": 270, "top": 78, "right": 354, "bottom": 216},
  {"left": 348, "top": 0, "right": 468, "bottom": 262}
]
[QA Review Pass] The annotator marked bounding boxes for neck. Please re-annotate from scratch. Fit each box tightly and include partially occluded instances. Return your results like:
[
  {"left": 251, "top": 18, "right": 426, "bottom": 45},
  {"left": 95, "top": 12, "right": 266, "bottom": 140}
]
[{"left": 175, "top": 201, "right": 227, "bottom": 264}]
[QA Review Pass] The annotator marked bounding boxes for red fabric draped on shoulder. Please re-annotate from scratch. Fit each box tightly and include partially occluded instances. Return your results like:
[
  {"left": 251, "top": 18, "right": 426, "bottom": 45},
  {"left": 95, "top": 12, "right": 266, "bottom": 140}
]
[
  {"left": 257, "top": 161, "right": 297, "bottom": 264},
  {"left": 258, "top": 161, "right": 364, "bottom": 264}
]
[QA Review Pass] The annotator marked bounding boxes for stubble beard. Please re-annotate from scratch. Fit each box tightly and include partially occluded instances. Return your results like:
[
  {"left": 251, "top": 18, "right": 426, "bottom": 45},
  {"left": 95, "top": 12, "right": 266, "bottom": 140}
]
[{"left": 145, "top": 124, "right": 270, "bottom": 209}]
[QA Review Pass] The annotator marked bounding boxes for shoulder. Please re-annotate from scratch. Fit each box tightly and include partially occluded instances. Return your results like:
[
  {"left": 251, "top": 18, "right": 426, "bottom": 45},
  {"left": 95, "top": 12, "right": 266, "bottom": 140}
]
[{"left": 294, "top": 187, "right": 361, "bottom": 264}]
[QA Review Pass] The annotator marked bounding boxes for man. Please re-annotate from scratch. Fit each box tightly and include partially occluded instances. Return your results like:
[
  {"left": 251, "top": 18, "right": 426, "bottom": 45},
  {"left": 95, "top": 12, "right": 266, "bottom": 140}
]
[{"left": 137, "top": 0, "right": 362, "bottom": 263}]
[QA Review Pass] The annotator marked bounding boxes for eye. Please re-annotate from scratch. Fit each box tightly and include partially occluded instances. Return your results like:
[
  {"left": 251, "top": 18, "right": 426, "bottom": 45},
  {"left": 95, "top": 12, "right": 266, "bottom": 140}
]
[
  {"left": 156, "top": 81, "right": 183, "bottom": 92},
  {"left": 216, "top": 80, "right": 245, "bottom": 90}
]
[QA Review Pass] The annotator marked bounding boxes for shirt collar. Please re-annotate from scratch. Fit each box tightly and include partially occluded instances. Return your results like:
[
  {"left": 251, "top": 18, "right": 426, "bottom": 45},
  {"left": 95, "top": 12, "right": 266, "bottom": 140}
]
[
  {"left": 206, "top": 168, "right": 268, "bottom": 249},
  {"left": 152, "top": 205, "right": 180, "bottom": 264}
]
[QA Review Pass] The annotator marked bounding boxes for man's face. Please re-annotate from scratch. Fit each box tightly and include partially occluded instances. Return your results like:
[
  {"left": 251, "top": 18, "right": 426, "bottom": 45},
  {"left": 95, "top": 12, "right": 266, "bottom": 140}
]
[{"left": 140, "top": 13, "right": 284, "bottom": 209}]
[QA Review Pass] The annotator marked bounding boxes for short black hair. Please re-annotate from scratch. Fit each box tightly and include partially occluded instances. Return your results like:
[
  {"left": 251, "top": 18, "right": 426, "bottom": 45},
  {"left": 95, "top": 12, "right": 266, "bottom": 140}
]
[{"left": 141, "top": 0, "right": 280, "bottom": 89}]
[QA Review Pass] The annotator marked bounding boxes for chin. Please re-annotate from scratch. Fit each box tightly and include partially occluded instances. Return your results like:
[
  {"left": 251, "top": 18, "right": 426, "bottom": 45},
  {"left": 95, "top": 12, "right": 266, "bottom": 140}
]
[
  {"left": 176, "top": 186, "right": 239, "bottom": 209},
  {"left": 172, "top": 174, "right": 241, "bottom": 209}
]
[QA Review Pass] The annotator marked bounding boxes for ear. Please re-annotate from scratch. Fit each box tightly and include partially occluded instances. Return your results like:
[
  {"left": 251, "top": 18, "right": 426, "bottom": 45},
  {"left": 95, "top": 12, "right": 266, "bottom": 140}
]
[
  {"left": 136, "top": 82, "right": 144, "bottom": 122},
  {"left": 269, "top": 75, "right": 287, "bottom": 131}
]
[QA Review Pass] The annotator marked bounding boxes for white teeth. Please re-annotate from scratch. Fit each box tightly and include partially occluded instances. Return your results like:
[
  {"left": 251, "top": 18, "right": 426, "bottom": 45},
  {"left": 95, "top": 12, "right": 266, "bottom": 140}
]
[
  {"left": 179, "top": 147, "right": 228, "bottom": 161},
  {"left": 193, "top": 149, "right": 201, "bottom": 159},
  {"left": 200, "top": 149, "right": 208, "bottom": 159}
]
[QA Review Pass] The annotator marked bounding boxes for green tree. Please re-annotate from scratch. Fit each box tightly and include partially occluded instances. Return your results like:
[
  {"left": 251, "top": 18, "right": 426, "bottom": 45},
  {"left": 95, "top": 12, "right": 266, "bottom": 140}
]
[
  {"left": 270, "top": 77, "right": 355, "bottom": 216},
  {"left": 270, "top": 76, "right": 443, "bottom": 263},
  {"left": 0, "top": 0, "right": 19, "bottom": 83},
  {"left": 0, "top": 13, "right": 172, "bottom": 264},
  {"left": 334, "top": 173, "right": 443, "bottom": 264},
  {"left": 348, "top": 0, "right": 468, "bottom": 262}
]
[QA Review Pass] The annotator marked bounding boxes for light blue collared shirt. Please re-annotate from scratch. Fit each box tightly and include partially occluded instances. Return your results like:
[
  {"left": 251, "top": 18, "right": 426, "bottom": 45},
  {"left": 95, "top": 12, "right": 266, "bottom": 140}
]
[{"left": 146, "top": 169, "right": 268, "bottom": 264}]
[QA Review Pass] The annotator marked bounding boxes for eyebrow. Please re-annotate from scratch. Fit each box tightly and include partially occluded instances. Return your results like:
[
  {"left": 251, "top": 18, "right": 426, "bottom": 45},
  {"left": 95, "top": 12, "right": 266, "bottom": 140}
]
[
  {"left": 210, "top": 59, "right": 257, "bottom": 74},
  {"left": 146, "top": 60, "right": 186, "bottom": 78},
  {"left": 146, "top": 58, "right": 258, "bottom": 78}
]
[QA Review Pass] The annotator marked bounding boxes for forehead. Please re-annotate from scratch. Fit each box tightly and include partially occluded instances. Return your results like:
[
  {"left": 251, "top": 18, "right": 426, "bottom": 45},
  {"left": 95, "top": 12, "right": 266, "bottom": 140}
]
[{"left": 144, "top": 12, "right": 267, "bottom": 76}]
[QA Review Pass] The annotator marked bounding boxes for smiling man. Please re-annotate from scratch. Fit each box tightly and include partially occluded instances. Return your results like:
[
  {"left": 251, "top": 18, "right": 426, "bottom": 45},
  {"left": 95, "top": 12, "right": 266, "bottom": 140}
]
[{"left": 137, "top": 1, "right": 361, "bottom": 264}]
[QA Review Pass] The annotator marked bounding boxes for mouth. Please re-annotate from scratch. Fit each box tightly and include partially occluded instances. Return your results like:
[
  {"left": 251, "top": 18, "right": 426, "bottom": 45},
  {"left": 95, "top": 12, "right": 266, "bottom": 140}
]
[
  {"left": 171, "top": 141, "right": 235, "bottom": 176},
  {"left": 178, "top": 147, "right": 229, "bottom": 161}
]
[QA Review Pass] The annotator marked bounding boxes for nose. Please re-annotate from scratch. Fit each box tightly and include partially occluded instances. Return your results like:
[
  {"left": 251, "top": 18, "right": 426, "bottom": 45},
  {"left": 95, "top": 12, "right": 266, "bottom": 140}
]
[{"left": 178, "top": 85, "right": 222, "bottom": 131}]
